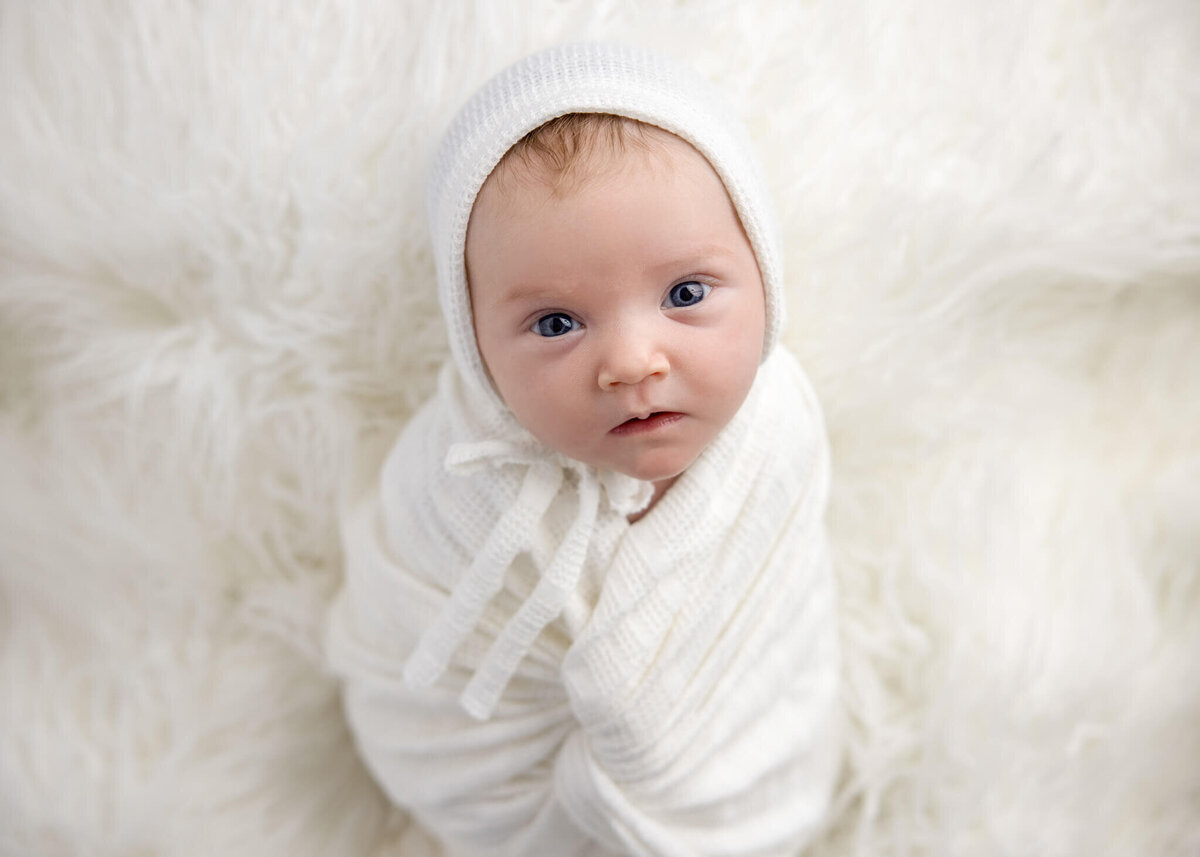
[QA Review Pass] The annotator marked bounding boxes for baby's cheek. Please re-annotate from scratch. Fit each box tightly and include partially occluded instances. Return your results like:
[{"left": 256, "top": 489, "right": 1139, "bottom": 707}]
[
  {"left": 505, "top": 382, "right": 577, "bottom": 449},
  {"left": 712, "top": 359, "right": 760, "bottom": 424}
]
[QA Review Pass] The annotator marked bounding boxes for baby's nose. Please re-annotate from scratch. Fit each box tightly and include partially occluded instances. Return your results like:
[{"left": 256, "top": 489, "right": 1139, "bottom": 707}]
[{"left": 597, "top": 332, "right": 669, "bottom": 389}]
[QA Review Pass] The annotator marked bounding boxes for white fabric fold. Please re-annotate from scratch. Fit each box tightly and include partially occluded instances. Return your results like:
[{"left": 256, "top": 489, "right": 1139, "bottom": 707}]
[{"left": 326, "top": 348, "right": 840, "bottom": 856}]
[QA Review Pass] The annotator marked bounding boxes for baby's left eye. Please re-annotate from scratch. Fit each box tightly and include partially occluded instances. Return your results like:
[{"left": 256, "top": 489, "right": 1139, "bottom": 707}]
[{"left": 663, "top": 281, "right": 711, "bottom": 308}]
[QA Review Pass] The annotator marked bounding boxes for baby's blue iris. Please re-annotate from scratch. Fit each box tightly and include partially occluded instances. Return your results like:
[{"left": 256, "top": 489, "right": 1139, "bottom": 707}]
[
  {"left": 664, "top": 281, "right": 711, "bottom": 308},
  {"left": 533, "top": 313, "right": 578, "bottom": 337}
]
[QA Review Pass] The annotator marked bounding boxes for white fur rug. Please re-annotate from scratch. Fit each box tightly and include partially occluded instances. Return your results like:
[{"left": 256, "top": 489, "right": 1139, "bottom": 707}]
[{"left": 2, "top": 2, "right": 1198, "bottom": 855}]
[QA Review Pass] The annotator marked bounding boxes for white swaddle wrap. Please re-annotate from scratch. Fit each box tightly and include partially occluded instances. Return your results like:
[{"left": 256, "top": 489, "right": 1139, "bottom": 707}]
[
  {"left": 327, "top": 347, "right": 839, "bottom": 856},
  {"left": 326, "top": 42, "right": 841, "bottom": 856}
]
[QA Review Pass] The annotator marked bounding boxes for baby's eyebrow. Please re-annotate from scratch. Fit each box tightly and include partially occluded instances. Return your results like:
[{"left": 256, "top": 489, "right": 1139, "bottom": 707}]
[
  {"left": 496, "top": 283, "right": 569, "bottom": 308},
  {"left": 494, "top": 244, "right": 739, "bottom": 308},
  {"left": 646, "top": 244, "right": 739, "bottom": 276}
]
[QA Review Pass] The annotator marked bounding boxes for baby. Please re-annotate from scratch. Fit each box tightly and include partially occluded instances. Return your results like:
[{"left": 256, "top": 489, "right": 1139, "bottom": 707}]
[{"left": 328, "top": 43, "right": 840, "bottom": 857}]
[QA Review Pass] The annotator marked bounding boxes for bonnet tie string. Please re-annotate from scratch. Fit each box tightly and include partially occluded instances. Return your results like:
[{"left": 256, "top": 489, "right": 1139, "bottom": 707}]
[
  {"left": 461, "top": 467, "right": 599, "bottom": 719},
  {"left": 402, "top": 438, "right": 605, "bottom": 720}
]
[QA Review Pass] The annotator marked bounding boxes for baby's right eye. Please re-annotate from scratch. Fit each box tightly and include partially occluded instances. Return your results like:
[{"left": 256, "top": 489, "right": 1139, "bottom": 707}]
[{"left": 532, "top": 313, "right": 579, "bottom": 337}]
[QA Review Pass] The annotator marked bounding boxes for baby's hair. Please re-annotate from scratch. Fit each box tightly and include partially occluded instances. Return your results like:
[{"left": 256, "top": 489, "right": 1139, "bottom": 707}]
[{"left": 491, "top": 112, "right": 665, "bottom": 195}]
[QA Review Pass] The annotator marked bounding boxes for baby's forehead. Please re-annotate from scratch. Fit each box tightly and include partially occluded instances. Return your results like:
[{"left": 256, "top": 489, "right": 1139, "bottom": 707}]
[{"left": 465, "top": 127, "right": 751, "bottom": 309}]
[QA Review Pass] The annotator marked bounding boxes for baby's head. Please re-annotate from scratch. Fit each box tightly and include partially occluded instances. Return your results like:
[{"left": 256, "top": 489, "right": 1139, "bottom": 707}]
[
  {"left": 465, "top": 114, "right": 764, "bottom": 489},
  {"left": 428, "top": 44, "right": 784, "bottom": 489}
]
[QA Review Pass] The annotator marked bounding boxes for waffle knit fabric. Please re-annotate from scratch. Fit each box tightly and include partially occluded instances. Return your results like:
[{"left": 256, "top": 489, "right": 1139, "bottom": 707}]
[
  {"left": 326, "top": 42, "right": 840, "bottom": 855},
  {"left": 427, "top": 42, "right": 785, "bottom": 417}
]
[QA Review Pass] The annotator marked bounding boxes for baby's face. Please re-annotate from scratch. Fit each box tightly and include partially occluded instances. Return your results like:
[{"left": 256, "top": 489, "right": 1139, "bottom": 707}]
[{"left": 466, "top": 129, "right": 765, "bottom": 489}]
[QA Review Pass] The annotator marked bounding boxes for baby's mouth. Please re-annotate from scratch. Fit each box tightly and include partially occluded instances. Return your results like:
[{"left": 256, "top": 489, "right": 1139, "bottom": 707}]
[{"left": 609, "top": 411, "right": 684, "bottom": 436}]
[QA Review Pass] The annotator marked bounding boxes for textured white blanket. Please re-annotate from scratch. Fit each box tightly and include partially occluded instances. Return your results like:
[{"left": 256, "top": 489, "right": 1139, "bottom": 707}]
[
  {"left": 2, "top": 2, "right": 1198, "bottom": 856},
  {"left": 328, "top": 348, "right": 840, "bottom": 856}
]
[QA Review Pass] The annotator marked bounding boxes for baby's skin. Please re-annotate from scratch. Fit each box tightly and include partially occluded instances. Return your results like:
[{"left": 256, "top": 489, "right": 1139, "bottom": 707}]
[{"left": 465, "top": 124, "right": 767, "bottom": 515}]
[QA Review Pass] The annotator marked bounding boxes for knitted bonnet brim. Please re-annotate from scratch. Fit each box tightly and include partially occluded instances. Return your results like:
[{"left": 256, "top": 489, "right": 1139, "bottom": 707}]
[{"left": 427, "top": 41, "right": 785, "bottom": 415}]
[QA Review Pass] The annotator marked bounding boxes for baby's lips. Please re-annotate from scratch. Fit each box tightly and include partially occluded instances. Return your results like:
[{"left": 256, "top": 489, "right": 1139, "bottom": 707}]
[
  {"left": 608, "top": 411, "right": 684, "bottom": 435},
  {"left": 613, "top": 410, "right": 659, "bottom": 429}
]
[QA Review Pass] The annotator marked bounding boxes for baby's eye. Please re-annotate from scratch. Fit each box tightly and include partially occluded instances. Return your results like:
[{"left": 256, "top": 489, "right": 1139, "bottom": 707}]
[
  {"left": 532, "top": 313, "right": 580, "bottom": 337},
  {"left": 663, "top": 281, "right": 712, "bottom": 308}
]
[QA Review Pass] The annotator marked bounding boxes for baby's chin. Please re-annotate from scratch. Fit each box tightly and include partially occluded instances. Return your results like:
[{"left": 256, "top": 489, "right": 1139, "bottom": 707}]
[
  {"left": 530, "top": 430, "right": 709, "bottom": 487},
  {"left": 592, "top": 449, "right": 700, "bottom": 487}
]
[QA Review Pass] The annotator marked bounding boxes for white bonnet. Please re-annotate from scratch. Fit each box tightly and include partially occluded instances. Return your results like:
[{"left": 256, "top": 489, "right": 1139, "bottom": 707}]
[{"left": 427, "top": 42, "right": 784, "bottom": 415}]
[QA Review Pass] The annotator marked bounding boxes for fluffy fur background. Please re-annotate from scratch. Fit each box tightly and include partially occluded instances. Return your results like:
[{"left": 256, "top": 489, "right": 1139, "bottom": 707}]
[{"left": 2, "top": 1, "right": 1198, "bottom": 855}]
